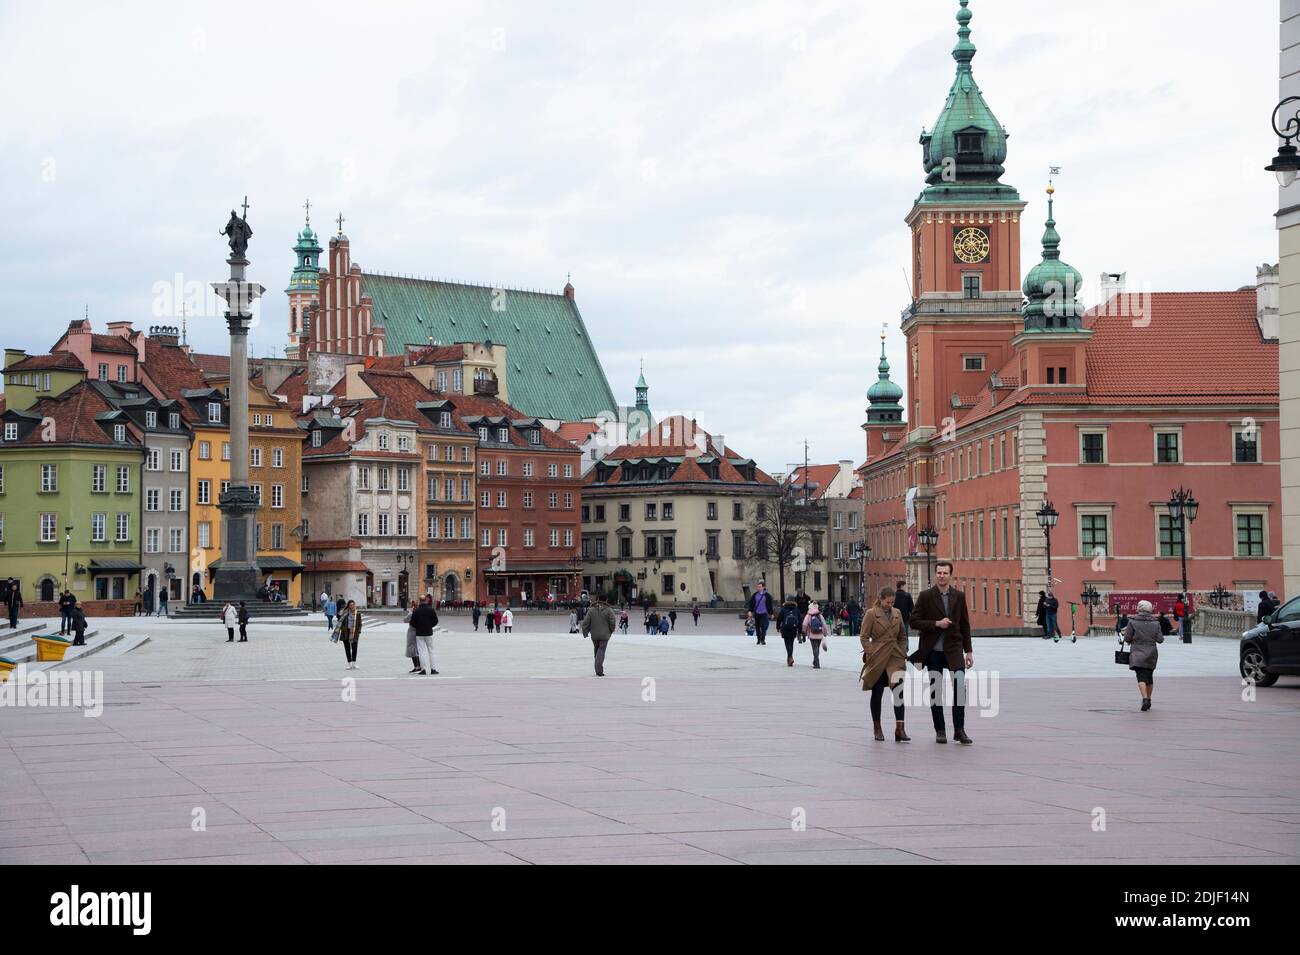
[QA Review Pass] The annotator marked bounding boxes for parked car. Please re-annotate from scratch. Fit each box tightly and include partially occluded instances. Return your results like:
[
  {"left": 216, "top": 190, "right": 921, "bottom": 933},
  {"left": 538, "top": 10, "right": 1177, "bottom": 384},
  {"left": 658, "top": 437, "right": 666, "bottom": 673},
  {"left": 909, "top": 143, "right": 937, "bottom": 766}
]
[{"left": 1239, "top": 596, "right": 1300, "bottom": 687}]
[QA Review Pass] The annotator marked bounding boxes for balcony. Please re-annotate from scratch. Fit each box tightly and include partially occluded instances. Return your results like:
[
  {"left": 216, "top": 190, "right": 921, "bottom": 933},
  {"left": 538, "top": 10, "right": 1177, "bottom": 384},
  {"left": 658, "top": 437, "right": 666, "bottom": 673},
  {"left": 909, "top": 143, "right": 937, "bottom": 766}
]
[{"left": 473, "top": 377, "right": 499, "bottom": 396}]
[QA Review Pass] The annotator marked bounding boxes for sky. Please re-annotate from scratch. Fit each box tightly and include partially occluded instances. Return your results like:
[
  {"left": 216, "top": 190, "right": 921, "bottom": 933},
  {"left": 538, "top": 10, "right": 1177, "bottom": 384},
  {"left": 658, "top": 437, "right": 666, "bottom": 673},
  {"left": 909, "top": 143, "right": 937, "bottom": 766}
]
[{"left": 0, "top": 0, "right": 1280, "bottom": 474}]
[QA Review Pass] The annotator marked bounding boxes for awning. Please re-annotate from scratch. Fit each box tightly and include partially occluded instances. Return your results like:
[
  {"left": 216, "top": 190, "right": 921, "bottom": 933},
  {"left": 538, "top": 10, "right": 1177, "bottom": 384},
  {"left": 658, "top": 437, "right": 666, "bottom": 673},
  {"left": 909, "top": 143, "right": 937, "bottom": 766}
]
[
  {"left": 208, "top": 556, "right": 305, "bottom": 572},
  {"left": 88, "top": 560, "right": 143, "bottom": 573}
]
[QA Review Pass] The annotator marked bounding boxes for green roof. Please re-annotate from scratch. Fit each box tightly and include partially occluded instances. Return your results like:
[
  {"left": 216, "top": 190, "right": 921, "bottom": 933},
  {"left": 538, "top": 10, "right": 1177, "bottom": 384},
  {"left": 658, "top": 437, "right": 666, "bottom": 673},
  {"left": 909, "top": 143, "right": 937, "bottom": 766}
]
[{"left": 361, "top": 273, "right": 617, "bottom": 421}]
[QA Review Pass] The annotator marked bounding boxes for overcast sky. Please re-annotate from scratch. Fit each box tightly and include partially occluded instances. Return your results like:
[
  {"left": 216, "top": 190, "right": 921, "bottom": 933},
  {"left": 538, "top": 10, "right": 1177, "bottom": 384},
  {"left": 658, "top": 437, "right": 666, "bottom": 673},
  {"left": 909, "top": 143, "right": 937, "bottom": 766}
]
[{"left": 0, "top": 1, "right": 1279, "bottom": 473}]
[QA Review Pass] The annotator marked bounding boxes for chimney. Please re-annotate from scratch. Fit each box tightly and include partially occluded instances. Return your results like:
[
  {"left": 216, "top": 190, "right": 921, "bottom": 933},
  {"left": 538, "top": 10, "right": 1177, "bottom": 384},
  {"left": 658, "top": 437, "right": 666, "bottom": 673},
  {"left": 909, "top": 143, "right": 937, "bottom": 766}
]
[
  {"left": 1099, "top": 272, "right": 1126, "bottom": 308},
  {"left": 5, "top": 348, "right": 27, "bottom": 369},
  {"left": 1256, "top": 263, "right": 1280, "bottom": 341},
  {"left": 106, "top": 321, "right": 134, "bottom": 338},
  {"left": 713, "top": 434, "right": 725, "bottom": 456},
  {"left": 148, "top": 325, "right": 180, "bottom": 346}
]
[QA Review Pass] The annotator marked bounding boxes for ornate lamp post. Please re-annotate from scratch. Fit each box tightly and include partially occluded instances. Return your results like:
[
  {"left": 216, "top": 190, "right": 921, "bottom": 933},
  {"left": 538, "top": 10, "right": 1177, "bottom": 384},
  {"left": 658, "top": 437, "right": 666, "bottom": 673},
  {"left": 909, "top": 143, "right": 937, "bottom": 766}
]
[
  {"left": 1266, "top": 97, "right": 1300, "bottom": 186},
  {"left": 850, "top": 541, "right": 870, "bottom": 604},
  {"left": 62, "top": 525, "right": 73, "bottom": 593},
  {"left": 211, "top": 200, "right": 265, "bottom": 598},
  {"left": 918, "top": 526, "right": 939, "bottom": 588},
  {"left": 1036, "top": 502, "right": 1059, "bottom": 594},
  {"left": 1166, "top": 486, "right": 1198, "bottom": 643},
  {"left": 1080, "top": 584, "right": 1100, "bottom": 631},
  {"left": 1209, "top": 583, "right": 1231, "bottom": 610}
]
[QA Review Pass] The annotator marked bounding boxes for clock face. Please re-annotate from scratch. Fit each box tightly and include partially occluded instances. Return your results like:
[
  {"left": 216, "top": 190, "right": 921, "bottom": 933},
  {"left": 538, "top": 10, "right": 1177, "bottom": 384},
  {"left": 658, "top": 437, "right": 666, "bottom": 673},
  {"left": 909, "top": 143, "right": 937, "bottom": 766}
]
[{"left": 953, "top": 227, "right": 990, "bottom": 264}]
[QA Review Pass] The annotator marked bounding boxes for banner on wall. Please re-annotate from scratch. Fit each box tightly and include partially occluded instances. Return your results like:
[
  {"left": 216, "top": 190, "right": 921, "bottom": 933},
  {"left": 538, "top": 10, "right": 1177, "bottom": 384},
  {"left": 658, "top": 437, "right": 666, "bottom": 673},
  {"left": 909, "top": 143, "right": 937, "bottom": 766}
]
[{"left": 904, "top": 486, "right": 918, "bottom": 556}]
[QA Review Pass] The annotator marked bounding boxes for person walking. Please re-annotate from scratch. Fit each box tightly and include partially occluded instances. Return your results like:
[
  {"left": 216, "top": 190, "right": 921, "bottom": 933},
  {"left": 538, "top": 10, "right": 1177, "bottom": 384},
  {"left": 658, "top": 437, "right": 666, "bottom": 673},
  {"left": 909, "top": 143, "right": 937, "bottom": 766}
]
[
  {"left": 336, "top": 599, "right": 362, "bottom": 669},
  {"left": 1114, "top": 610, "right": 1129, "bottom": 638},
  {"left": 668, "top": 609, "right": 677, "bottom": 631},
  {"left": 847, "top": 596, "right": 862, "bottom": 641},
  {"left": 1043, "top": 591, "right": 1062, "bottom": 642},
  {"left": 133, "top": 589, "right": 143, "bottom": 616},
  {"left": 691, "top": 602, "right": 700, "bottom": 626},
  {"left": 6, "top": 583, "right": 20, "bottom": 629},
  {"left": 1035, "top": 590, "right": 1048, "bottom": 636},
  {"left": 237, "top": 601, "right": 249, "bottom": 642},
  {"left": 319, "top": 589, "right": 329, "bottom": 612},
  {"left": 472, "top": 603, "right": 482, "bottom": 631},
  {"left": 860, "top": 587, "right": 909, "bottom": 743},
  {"left": 157, "top": 588, "right": 168, "bottom": 617},
  {"left": 502, "top": 608, "right": 513, "bottom": 633},
  {"left": 893, "top": 580, "right": 914, "bottom": 637},
  {"left": 748, "top": 581, "right": 775, "bottom": 646},
  {"left": 323, "top": 595, "right": 337, "bottom": 632},
  {"left": 59, "top": 591, "right": 75, "bottom": 636},
  {"left": 579, "top": 594, "right": 617, "bottom": 676},
  {"left": 778, "top": 596, "right": 801, "bottom": 667},
  {"left": 493, "top": 607, "right": 503, "bottom": 633},
  {"left": 906, "top": 560, "right": 974, "bottom": 744},
  {"left": 404, "top": 610, "right": 421, "bottom": 673},
  {"left": 408, "top": 595, "right": 439, "bottom": 674},
  {"left": 568, "top": 609, "right": 578, "bottom": 633},
  {"left": 222, "top": 602, "right": 237, "bottom": 642},
  {"left": 657, "top": 614, "right": 670, "bottom": 636},
  {"left": 69, "top": 598, "right": 88, "bottom": 647},
  {"left": 802, "top": 601, "right": 830, "bottom": 669},
  {"left": 485, "top": 608, "right": 495, "bottom": 634},
  {"left": 618, "top": 608, "right": 629, "bottom": 634},
  {"left": 1256, "top": 590, "right": 1277, "bottom": 622},
  {"left": 1123, "top": 599, "right": 1164, "bottom": 711}
]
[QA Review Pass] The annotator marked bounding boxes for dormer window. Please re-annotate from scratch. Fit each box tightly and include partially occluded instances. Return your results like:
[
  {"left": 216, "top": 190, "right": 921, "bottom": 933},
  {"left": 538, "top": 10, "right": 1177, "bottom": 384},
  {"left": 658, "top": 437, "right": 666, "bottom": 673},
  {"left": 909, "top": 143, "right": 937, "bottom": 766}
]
[
  {"left": 477, "top": 426, "right": 489, "bottom": 441},
  {"left": 4, "top": 422, "right": 16, "bottom": 442},
  {"left": 956, "top": 129, "right": 984, "bottom": 155},
  {"left": 169, "top": 412, "right": 179, "bottom": 430},
  {"left": 497, "top": 427, "right": 508, "bottom": 442},
  {"left": 378, "top": 433, "right": 389, "bottom": 451},
  {"left": 145, "top": 411, "right": 157, "bottom": 429},
  {"left": 113, "top": 423, "right": 126, "bottom": 443},
  {"left": 311, "top": 430, "right": 322, "bottom": 448},
  {"left": 529, "top": 429, "right": 540, "bottom": 445},
  {"left": 440, "top": 411, "right": 452, "bottom": 428},
  {"left": 208, "top": 402, "right": 221, "bottom": 423}
]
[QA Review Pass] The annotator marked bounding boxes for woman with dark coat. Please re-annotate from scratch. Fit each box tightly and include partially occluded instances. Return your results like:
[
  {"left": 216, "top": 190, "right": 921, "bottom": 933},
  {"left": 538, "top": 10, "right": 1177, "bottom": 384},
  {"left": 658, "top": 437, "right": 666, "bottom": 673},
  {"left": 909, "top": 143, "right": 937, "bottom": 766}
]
[
  {"left": 1035, "top": 591, "right": 1047, "bottom": 637},
  {"left": 860, "top": 587, "right": 909, "bottom": 742},
  {"left": 1123, "top": 600, "right": 1164, "bottom": 711},
  {"left": 1157, "top": 612, "right": 1173, "bottom": 637},
  {"left": 69, "top": 600, "right": 88, "bottom": 646}
]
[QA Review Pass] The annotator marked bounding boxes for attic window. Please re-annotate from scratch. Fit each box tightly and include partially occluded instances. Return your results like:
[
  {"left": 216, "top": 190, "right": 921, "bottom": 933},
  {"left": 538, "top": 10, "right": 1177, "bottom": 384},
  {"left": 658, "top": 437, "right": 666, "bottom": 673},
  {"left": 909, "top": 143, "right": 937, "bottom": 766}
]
[
  {"left": 312, "top": 430, "right": 322, "bottom": 447},
  {"left": 497, "top": 427, "right": 509, "bottom": 442},
  {"left": 529, "top": 429, "right": 540, "bottom": 445},
  {"left": 956, "top": 130, "right": 984, "bottom": 155},
  {"left": 963, "top": 355, "right": 985, "bottom": 371},
  {"left": 169, "top": 412, "right": 179, "bottom": 430},
  {"left": 439, "top": 411, "right": 452, "bottom": 428},
  {"left": 113, "top": 424, "right": 127, "bottom": 443},
  {"left": 4, "top": 422, "right": 17, "bottom": 441},
  {"left": 208, "top": 402, "right": 221, "bottom": 423},
  {"left": 477, "top": 426, "right": 489, "bottom": 441}
]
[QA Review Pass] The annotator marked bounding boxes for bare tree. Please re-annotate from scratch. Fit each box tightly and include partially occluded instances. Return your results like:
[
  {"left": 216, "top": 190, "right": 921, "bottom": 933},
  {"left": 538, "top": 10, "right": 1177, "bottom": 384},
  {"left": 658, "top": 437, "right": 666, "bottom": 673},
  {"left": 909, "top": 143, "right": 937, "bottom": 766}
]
[{"left": 741, "top": 491, "right": 822, "bottom": 601}]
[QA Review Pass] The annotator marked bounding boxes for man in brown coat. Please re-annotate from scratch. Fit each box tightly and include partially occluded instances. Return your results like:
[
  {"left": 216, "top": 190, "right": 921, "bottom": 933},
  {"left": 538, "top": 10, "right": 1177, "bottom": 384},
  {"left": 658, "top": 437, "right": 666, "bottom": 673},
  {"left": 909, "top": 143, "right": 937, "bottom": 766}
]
[{"left": 905, "top": 561, "right": 974, "bottom": 744}]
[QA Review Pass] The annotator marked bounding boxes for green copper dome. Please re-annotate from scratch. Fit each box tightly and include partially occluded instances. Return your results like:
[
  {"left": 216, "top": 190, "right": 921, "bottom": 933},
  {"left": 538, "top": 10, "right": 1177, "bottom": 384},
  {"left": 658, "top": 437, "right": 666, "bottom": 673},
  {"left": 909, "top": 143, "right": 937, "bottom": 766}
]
[
  {"left": 918, "top": 1, "right": 1019, "bottom": 203},
  {"left": 1022, "top": 186, "right": 1085, "bottom": 331},
  {"left": 286, "top": 214, "right": 323, "bottom": 295},
  {"left": 867, "top": 334, "right": 904, "bottom": 424}
]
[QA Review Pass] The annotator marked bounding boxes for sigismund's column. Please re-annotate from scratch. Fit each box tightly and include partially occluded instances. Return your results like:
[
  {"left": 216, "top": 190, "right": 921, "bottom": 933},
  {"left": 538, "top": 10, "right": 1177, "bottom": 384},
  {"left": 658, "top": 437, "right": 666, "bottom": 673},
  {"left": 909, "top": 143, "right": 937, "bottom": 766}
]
[{"left": 212, "top": 201, "right": 265, "bottom": 598}]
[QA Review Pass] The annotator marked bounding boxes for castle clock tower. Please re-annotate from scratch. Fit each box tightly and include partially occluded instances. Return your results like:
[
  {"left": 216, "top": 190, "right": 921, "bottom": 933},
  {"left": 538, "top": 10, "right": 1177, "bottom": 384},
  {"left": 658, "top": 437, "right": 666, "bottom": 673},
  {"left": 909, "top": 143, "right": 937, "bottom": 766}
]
[{"left": 902, "top": 0, "right": 1026, "bottom": 439}]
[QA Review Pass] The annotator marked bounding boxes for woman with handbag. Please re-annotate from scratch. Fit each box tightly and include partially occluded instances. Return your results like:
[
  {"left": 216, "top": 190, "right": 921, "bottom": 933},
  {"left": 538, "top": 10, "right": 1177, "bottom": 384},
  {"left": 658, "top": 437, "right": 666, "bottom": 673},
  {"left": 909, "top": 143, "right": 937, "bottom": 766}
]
[
  {"left": 336, "top": 599, "right": 363, "bottom": 670},
  {"left": 802, "top": 602, "right": 830, "bottom": 669},
  {"left": 1121, "top": 599, "right": 1163, "bottom": 711},
  {"left": 860, "top": 587, "right": 910, "bottom": 742}
]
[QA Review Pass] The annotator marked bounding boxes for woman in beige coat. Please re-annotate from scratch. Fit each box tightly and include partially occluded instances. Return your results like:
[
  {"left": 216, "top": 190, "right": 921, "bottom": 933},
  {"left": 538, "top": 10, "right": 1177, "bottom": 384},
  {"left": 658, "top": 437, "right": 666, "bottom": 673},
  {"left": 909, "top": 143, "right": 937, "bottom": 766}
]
[{"left": 860, "top": 587, "right": 910, "bottom": 742}]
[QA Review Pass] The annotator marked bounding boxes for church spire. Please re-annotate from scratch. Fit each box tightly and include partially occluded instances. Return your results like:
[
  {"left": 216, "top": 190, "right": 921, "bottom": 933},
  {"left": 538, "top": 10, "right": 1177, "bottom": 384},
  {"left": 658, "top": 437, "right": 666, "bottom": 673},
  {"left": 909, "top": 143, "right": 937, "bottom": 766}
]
[
  {"left": 866, "top": 327, "right": 904, "bottom": 424},
  {"left": 1022, "top": 182, "right": 1085, "bottom": 331}
]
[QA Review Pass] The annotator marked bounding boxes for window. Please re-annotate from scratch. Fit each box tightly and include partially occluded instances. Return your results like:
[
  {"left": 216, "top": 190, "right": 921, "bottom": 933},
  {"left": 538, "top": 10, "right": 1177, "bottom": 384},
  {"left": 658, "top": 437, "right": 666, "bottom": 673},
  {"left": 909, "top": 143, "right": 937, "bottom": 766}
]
[
  {"left": 582, "top": 505, "right": 590, "bottom": 522},
  {"left": 521, "top": 491, "right": 533, "bottom": 508},
  {"left": 272, "top": 524, "right": 284, "bottom": 549},
  {"left": 144, "top": 448, "right": 159, "bottom": 471},
  {"left": 549, "top": 492, "right": 558, "bottom": 509},
  {"left": 563, "top": 463, "right": 573, "bottom": 478},
  {"left": 477, "top": 426, "right": 489, "bottom": 441},
  {"left": 480, "top": 460, "right": 491, "bottom": 476},
  {"left": 529, "top": 429, "right": 540, "bottom": 446},
  {"left": 198, "top": 522, "right": 211, "bottom": 549},
  {"left": 661, "top": 535, "right": 674, "bottom": 557},
  {"left": 311, "top": 430, "right": 322, "bottom": 448},
  {"left": 440, "top": 411, "right": 452, "bottom": 428},
  {"left": 252, "top": 414, "right": 262, "bottom": 427},
  {"left": 222, "top": 442, "right": 230, "bottom": 461},
  {"left": 251, "top": 483, "right": 261, "bottom": 504},
  {"left": 646, "top": 503, "right": 658, "bottom": 520},
  {"left": 706, "top": 532, "right": 719, "bottom": 558},
  {"left": 113, "top": 424, "right": 127, "bottom": 443},
  {"left": 522, "top": 462, "right": 534, "bottom": 476},
  {"left": 111, "top": 466, "right": 128, "bottom": 493},
  {"left": 90, "top": 513, "right": 105, "bottom": 542},
  {"left": 1236, "top": 513, "right": 1265, "bottom": 557},
  {"left": 208, "top": 402, "right": 222, "bottom": 423},
  {"left": 3, "top": 422, "right": 16, "bottom": 442},
  {"left": 302, "top": 475, "right": 309, "bottom": 493},
  {"left": 272, "top": 448, "right": 283, "bottom": 468},
  {"left": 461, "top": 517, "right": 471, "bottom": 539},
  {"left": 250, "top": 447, "right": 262, "bottom": 468},
  {"left": 563, "top": 491, "right": 572, "bottom": 509},
  {"left": 619, "top": 537, "right": 632, "bottom": 559},
  {"left": 756, "top": 532, "right": 768, "bottom": 560},
  {"left": 358, "top": 513, "right": 369, "bottom": 535},
  {"left": 498, "top": 428, "right": 509, "bottom": 442},
  {"left": 833, "top": 511, "right": 843, "bottom": 530},
  {"left": 170, "top": 449, "right": 184, "bottom": 471},
  {"left": 850, "top": 512, "right": 859, "bottom": 530},
  {"left": 595, "top": 505, "right": 605, "bottom": 522},
  {"left": 378, "top": 513, "right": 390, "bottom": 536},
  {"left": 221, "top": 481, "right": 229, "bottom": 496},
  {"left": 564, "top": 528, "right": 573, "bottom": 547},
  {"left": 481, "top": 490, "right": 491, "bottom": 507},
  {"left": 732, "top": 502, "right": 743, "bottom": 521},
  {"left": 497, "top": 460, "right": 507, "bottom": 476},
  {"left": 1080, "top": 431, "right": 1106, "bottom": 464},
  {"left": 1233, "top": 427, "right": 1259, "bottom": 463},
  {"left": 662, "top": 574, "right": 675, "bottom": 596},
  {"left": 1157, "top": 514, "right": 1185, "bottom": 558},
  {"left": 146, "top": 411, "right": 157, "bottom": 428},
  {"left": 732, "top": 531, "right": 745, "bottom": 558},
  {"left": 199, "top": 440, "right": 211, "bottom": 460},
  {"left": 645, "top": 536, "right": 658, "bottom": 558},
  {"left": 397, "top": 514, "right": 409, "bottom": 536},
  {"left": 255, "top": 524, "right": 262, "bottom": 549},
  {"left": 271, "top": 485, "right": 284, "bottom": 508},
  {"left": 92, "top": 464, "right": 107, "bottom": 493},
  {"left": 145, "top": 528, "right": 161, "bottom": 554},
  {"left": 357, "top": 467, "right": 370, "bottom": 490},
  {"left": 498, "top": 529, "right": 507, "bottom": 546},
  {"left": 398, "top": 435, "right": 411, "bottom": 452},
  {"left": 40, "top": 513, "right": 58, "bottom": 543},
  {"left": 662, "top": 502, "right": 674, "bottom": 520},
  {"left": 1155, "top": 431, "right": 1181, "bottom": 464},
  {"left": 169, "top": 412, "right": 179, "bottom": 430},
  {"left": 378, "top": 467, "right": 391, "bottom": 491},
  {"left": 116, "top": 513, "right": 130, "bottom": 542},
  {"left": 497, "top": 490, "right": 508, "bottom": 508},
  {"left": 1079, "top": 512, "right": 1110, "bottom": 557},
  {"left": 170, "top": 488, "right": 184, "bottom": 511},
  {"left": 619, "top": 503, "right": 631, "bottom": 522},
  {"left": 198, "top": 479, "right": 211, "bottom": 505},
  {"left": 548, "top": 464, "right": 558, "bottom": 478},
  {"left": 1046, "top": 367, "right": 1055, "bottom": 384},
  {"left": 98, "top": 363, "right": 108, "bottom": 380},
  {"left": 397, "top": 468, "right": 410, "bottom": 491},
  {"left": 377, "top": 433, "right": 389, "bottom": 451},
  {"left": 707, "top": 502, "right": 718, "bottom": 521}
]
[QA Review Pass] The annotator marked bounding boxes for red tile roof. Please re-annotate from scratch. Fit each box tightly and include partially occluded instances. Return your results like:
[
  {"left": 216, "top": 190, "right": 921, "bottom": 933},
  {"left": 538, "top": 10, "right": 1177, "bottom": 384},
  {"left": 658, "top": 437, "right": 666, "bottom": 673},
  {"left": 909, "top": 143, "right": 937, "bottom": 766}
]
[
  {"left": 6, "top": 352, "right": 85, "bottom": 372},
  {"left": 192, "top": 353, "right": 230, "bottom": 375},
  {"left": 786, "top": 463, "right": 840, "bottom": 500},
  {"left": 9, "top": 382, "right": 138, "bottom": 447},
  {"left": 90, "top": 334, "right": 138, "bottom": 356},
  {"left": 271, "top": 367, "right": 313, "bottom": 408},
  {"left": 556, "top": 421, "right": 600, "bottom": 443}
]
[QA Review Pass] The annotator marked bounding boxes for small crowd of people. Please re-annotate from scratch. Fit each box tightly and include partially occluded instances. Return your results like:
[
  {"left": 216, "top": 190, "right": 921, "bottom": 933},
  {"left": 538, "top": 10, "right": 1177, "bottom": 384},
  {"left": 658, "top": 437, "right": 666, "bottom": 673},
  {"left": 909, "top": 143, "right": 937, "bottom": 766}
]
[{"left": 131, "top": 588, "right": 169, "bottom": 616}]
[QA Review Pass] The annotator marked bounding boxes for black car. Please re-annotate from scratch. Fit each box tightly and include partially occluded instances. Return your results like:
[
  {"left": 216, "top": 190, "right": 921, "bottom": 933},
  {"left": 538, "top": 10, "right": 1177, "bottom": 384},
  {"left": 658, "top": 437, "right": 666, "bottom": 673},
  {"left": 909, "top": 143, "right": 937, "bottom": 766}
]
[{"left": 1239, "top": 596, "right": 1300, "bottom": 687}]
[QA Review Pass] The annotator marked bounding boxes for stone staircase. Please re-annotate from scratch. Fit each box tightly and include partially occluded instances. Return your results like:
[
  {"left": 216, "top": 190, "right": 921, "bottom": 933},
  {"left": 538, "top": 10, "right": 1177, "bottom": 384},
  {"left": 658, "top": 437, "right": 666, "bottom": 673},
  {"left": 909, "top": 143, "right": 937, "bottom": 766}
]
[
  {"left": 0, "top": 620, "right": 149, "bottom": 669},
  {"left": 168, "top": 601, "right": 309, "bottom": 621}
]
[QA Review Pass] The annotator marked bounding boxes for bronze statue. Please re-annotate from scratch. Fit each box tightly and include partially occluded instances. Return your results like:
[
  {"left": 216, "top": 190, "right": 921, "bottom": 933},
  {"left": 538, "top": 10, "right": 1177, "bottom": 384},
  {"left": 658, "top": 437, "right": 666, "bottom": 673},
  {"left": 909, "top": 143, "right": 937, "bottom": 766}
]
[{"left": 220, "top": 207, "right": 252, "bottom": 259}]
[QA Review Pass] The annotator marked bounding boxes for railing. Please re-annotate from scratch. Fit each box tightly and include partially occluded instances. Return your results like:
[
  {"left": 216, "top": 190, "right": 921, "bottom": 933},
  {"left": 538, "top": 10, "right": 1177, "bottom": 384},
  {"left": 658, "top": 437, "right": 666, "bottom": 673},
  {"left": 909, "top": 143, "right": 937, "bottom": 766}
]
[
  {"left": 473, "top": 378, "right": 499, "bottom": 395},
  {"left": 1194, "top": 607, "right": 1256, "bottom": 639}
]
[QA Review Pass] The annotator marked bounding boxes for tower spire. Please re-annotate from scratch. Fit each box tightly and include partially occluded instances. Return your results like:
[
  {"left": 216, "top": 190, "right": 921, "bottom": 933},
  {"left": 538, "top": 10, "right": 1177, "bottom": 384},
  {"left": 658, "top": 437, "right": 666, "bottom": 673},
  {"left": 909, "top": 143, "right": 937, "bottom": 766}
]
[
  {"left": 953, "top": 0, "right": 975, "bottom": 71},
  {"left": 1022, "top": 181, "right": 1084, "bottom": 331},
  {"left": 866, "top": 325, "right": 904, "bottom": 424}
]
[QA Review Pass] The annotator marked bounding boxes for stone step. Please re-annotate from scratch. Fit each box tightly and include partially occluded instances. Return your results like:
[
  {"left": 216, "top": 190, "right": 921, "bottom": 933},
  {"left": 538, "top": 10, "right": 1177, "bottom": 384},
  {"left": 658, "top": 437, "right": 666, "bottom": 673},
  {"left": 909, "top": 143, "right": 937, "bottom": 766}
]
[
  {"left": 2, "top": 630, "right": 105, "bottom": 666},
  {"left": 23, "top": 632, "right": 149, "bottom": 673}
]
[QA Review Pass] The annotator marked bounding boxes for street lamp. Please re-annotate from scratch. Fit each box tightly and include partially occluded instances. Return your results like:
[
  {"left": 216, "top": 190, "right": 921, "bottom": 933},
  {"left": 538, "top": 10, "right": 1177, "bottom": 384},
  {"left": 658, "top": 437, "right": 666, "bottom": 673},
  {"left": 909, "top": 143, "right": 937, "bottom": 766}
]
[
  {"left": 63, "top": 525, "right": 73, "bottom": 592},
  {"left": 1081, "top": 584, "right": 1100, "bottom": 631},
  {"left": 1166, "top": 486, "right": 1198, "bottom": 643},
  {"left": 1266, "top": 96, "right": 1300, "bottom": 186},
  {"left": 1036, "top": 502, "right": 1059, "bottom": 594},
  {"left": 850, "top": 541, "right": 870, "bottom": 604},
  {"left": 918, "top": 526, "right": 939, "bottom": 588}
]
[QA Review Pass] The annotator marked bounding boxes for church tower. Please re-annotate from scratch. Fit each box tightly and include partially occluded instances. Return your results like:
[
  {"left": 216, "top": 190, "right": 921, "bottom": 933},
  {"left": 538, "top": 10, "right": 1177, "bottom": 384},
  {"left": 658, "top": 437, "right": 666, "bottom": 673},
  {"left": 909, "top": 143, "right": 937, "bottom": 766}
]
[
  {"left": 902, "top": 0, "right": 1026, "bottom": 439},
  {"left": 285, "top": 202, "right": 322, "bottom": 358},
  {"left": 863, "top": 329, "right": 905, "bottom": 461}
]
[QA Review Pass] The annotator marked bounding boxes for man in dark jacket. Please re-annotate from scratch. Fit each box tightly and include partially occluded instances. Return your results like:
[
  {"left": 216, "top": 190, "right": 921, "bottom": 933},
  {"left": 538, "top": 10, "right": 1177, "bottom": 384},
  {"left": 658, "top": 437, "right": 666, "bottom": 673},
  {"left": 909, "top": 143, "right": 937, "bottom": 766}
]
[
  {"left": 893, "top": 581, "right": 914, "bottom": 635},
  {"left": 1257, "top": 590, "right": 1278, "bottom": 622},
  {"left": 69, "top": 599, "right": 88, "bottom": 646},
  {"left": 906, "top": 561, "right": 974, "bottom": 744},
  {"left": 59, "top": 591, "right": 75, "bottom": 635},
  {"left": 580, "top": 595, "right": 618, "bottom": 676},
  {"left": 748, "top": 582, "right": 776, "bottom": 646},
  {"left": 409, "top": 595, "right": 439, "bottom": 674},
  {"left": 237, "top": 602, "right": 249, "bottom": 642}
]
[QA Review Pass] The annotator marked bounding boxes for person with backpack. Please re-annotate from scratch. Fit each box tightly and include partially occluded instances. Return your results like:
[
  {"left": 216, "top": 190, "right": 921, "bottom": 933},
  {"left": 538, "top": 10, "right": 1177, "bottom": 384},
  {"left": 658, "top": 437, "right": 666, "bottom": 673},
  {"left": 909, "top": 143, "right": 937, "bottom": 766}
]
[
  {"left": 802, "top": 601, "right": 829, "bottom": 669},
  {"left": 778, "top": 596, "right": 801, "bottom": 667},
  {"left": 658, "top": 615, "right": 670, "bottom": 635}
]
